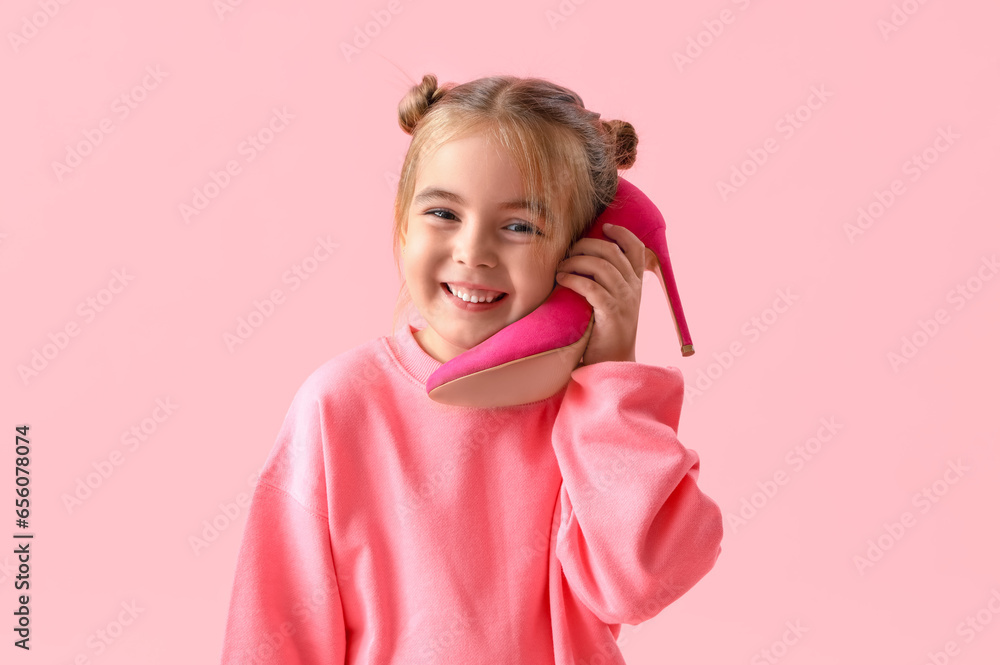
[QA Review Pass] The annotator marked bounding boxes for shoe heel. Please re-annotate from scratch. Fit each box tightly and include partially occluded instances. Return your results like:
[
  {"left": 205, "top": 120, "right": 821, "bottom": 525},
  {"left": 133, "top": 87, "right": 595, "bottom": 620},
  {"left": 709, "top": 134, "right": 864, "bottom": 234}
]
[
  {"left": 644, "top": 243, "right": 694, "bottom": 356},
  {"left": 605, "top": 179, "right": 694, "bottom": 357}
]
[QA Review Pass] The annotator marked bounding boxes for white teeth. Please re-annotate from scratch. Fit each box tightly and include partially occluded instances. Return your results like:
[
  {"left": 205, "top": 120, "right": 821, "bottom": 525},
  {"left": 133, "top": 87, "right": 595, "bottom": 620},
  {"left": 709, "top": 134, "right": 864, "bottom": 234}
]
[{"left": 446, "top": 283, "right": 506, "bottom": 303}]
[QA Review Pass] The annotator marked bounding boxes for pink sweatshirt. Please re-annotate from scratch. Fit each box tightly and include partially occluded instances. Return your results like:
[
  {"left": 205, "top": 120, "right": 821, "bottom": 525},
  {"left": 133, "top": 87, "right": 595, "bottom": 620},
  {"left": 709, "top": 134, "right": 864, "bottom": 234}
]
[{"left": 221, "top": 324, "right": 723, "bottom": 664}]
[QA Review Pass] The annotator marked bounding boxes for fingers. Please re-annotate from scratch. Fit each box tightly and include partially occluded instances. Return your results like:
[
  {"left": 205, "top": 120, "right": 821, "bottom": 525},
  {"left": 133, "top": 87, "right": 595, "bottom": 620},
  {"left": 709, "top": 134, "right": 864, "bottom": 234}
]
[{"left": 560, "top": 224, "right": 644, "bottom": 284}]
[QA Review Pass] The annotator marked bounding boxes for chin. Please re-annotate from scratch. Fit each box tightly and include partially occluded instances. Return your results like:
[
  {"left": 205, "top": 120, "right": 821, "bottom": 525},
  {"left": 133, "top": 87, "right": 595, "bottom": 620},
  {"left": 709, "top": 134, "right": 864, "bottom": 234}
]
[{"left": 443, "top": 325, "right": 498, "bottom": 351}]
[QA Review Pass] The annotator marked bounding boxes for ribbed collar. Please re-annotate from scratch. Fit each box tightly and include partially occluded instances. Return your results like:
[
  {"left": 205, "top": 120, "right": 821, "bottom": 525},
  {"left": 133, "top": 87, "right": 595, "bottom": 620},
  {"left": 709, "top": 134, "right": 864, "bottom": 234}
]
[{"left": 388, "top": 324, "right": 443, "bottom": 385}]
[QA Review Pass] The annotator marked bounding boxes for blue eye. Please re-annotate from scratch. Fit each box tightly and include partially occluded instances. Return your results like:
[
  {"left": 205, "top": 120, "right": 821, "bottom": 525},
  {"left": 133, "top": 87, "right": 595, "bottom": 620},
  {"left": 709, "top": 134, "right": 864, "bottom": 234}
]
[
  {"left": 506, "top": 222, "right": 543, "bottom": 236},
  {"left": 426, "top": 210, "right": 543, "bottom": 236}
]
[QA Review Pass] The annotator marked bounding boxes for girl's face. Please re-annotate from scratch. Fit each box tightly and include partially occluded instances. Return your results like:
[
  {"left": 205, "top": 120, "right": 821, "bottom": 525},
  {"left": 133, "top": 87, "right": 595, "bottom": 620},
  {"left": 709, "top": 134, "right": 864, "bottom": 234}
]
[{"left": 401, "top": 132, "right": 567, "bottom": 364}]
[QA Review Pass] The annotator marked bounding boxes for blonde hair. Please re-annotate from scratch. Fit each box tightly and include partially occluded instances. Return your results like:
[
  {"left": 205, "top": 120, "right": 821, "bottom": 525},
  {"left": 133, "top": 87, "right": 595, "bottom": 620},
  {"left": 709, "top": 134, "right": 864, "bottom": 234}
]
[{"left": 390, "top": 73, "right": 638, "bottom": 334}]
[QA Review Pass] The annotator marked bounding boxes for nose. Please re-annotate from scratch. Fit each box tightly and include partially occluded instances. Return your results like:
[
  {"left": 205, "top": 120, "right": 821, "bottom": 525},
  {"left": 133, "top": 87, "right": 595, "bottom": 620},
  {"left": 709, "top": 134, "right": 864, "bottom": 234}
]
[{"left": 452, "top": 221, "right": 497, "bottom": 268}]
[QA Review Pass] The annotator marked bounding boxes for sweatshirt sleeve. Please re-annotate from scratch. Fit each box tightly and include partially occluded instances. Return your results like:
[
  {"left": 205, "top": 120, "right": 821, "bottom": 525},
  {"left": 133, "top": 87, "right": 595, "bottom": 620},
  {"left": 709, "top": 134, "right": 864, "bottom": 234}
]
[
  {"left": 550, "top": 361, "right": 723, "bottom": 626},
  {"left": 220, "top": 390, "right": 346, "bottom": 664}
]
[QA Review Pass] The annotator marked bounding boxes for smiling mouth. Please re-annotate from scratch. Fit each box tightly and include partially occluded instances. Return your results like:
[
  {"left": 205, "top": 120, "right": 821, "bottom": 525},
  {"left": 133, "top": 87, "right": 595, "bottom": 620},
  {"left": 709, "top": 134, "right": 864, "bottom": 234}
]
[{"left": 441, "top": 283, "right": 508, "bottom": 303}]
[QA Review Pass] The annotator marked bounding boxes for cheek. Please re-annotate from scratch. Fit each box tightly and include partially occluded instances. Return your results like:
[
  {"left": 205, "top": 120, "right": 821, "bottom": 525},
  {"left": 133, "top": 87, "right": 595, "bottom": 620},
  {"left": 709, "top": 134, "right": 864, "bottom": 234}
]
[
  {"left": 403, "top": 251, "right": 438, "bottom": 289},
  {"left": 406, "top": 232, "right": 442, "bottom": 260},
  {"left": 519, "top": 267, "right": 557, "bottom": 304}
]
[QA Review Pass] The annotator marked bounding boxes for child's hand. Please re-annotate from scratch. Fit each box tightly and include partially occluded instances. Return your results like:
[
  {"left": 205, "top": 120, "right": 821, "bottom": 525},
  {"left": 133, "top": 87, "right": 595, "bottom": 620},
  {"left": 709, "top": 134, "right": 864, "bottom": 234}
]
[{"left": 555, "top": 223, "right": 643, "bottom": 366}]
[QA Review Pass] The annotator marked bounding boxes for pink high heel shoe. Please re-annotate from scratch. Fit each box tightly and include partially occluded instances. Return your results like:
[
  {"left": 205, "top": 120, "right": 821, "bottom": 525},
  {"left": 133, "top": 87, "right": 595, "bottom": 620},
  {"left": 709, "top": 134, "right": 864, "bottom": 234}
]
[{"left": 426, "top": 177, "right": 694, "bottom": 407}]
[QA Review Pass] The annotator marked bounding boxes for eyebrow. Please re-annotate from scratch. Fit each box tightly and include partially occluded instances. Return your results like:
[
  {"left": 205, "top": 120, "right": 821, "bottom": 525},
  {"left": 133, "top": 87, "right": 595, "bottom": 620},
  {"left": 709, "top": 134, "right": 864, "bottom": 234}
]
[{"left": 412, "top": 187, "right": 548, "bottom": 220}]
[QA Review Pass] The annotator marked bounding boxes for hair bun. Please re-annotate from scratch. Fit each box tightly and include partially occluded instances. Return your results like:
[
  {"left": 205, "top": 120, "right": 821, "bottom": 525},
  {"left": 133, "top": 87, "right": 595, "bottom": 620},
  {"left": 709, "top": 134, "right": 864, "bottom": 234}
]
[
  {"left": 398, "top": 74, "right": 448, "bottom": 135},
  {"left": 602, "top": 119, "right": 638, "bottom": 169}
]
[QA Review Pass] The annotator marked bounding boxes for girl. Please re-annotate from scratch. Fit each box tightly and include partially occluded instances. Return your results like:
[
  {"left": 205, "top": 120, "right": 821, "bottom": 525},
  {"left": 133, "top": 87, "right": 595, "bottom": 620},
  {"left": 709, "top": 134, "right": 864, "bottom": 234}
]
[{"left": 221, "top": 73, "right": 723, "bottom": 664}]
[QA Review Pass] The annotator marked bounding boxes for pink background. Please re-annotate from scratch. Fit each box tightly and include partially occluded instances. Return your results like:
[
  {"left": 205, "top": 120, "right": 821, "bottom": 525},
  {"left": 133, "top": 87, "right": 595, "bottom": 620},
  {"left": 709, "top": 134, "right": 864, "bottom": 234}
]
[{"left": 3, "top": 0, "right": 999, "bottom": 662}]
